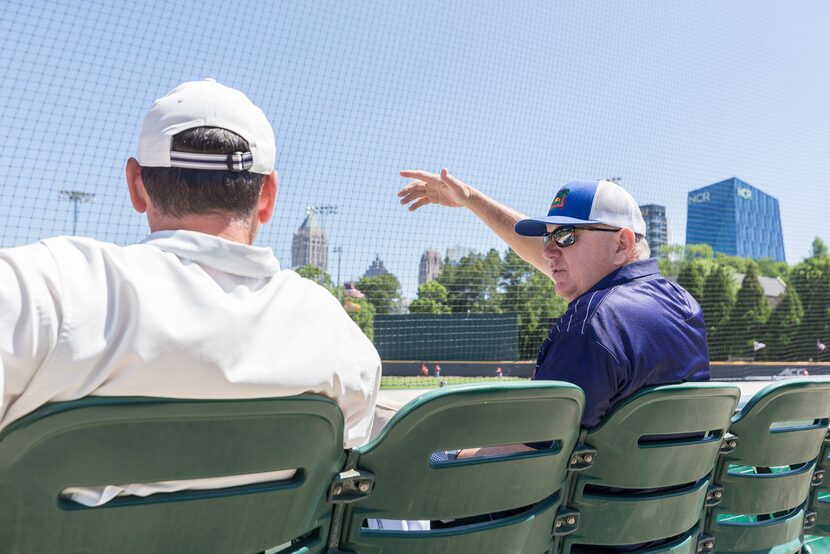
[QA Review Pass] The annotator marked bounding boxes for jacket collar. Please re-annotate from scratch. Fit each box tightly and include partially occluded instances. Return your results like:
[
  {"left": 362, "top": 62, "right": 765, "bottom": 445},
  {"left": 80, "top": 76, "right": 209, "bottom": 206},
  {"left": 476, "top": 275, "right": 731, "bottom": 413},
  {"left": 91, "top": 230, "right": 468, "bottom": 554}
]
[{"left": 141, "top": 230, "right": 280, "bottom": 278}]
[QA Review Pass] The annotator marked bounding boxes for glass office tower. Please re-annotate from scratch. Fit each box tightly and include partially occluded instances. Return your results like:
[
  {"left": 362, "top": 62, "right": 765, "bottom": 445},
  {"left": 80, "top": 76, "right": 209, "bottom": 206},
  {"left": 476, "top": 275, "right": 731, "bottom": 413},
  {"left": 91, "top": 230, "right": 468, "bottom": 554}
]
[
  {"left": 639, "top": 204, "right": 668, "bottom": 257},
  {"left": 686, "top": 177, "right": 785, "bottom": 262}
]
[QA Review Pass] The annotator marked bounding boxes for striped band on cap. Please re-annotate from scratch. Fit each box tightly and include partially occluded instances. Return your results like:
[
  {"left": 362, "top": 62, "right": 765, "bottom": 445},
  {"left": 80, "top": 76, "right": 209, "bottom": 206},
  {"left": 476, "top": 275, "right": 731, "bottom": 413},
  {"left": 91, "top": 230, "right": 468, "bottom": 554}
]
[{"left": 169, "top": 150, "right": 254, "bottom": 172}]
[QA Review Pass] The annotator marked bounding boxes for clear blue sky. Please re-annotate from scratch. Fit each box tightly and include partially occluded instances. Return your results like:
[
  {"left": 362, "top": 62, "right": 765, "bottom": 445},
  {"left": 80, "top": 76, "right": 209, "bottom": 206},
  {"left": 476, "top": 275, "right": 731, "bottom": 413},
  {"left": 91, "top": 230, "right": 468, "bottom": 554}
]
[{"left": 1, "top": 1, "right": 828, "bottom": 297}]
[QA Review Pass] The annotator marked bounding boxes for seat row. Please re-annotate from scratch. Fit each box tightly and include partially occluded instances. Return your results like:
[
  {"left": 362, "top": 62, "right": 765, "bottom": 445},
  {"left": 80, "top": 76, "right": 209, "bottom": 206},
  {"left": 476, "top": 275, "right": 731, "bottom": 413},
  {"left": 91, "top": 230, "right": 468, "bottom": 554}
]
[{"left": 1, "top": 379, "right": 830, "bottom": 553}]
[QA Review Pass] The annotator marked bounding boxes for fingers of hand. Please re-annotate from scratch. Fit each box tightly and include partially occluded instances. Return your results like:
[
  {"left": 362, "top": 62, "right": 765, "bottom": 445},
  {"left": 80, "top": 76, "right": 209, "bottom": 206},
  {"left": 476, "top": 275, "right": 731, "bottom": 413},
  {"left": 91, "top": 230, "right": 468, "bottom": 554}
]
[
  {"left": 399, "top": 188, "right": 426, "bottom": 205},
  {"left": 409, "top": 197, "right": 431, "bottom": 211},
  {"left": 398, "top": 181, "right": 426, "bottom": 202},
  {"left": 400, "top": 169, "right": 439, "bottom": 182},
  {"left": 398, "top": 180, "right": 425, "bottom": 194}
]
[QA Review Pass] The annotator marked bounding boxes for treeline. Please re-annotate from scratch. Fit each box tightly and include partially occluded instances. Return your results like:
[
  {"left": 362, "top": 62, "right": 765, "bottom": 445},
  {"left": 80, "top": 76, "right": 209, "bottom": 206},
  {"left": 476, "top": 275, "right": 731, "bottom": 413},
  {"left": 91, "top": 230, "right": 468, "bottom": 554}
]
[
  {"left": 296, "top": 237, "right": 830, "bottom": 362},
  {"left": 659, "top": 239, "right": 830, "bottom": 361},
  {"left": 297, "top": 249, "right": 567, "bottom": 358}
]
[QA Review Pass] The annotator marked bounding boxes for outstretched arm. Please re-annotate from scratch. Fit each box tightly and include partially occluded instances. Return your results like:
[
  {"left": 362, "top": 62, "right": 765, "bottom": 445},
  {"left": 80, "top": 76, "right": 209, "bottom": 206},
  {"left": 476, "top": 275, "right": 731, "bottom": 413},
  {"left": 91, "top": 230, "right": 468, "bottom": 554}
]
[{"left": 398, "top": 168, "right": 549, "bottom": 275}]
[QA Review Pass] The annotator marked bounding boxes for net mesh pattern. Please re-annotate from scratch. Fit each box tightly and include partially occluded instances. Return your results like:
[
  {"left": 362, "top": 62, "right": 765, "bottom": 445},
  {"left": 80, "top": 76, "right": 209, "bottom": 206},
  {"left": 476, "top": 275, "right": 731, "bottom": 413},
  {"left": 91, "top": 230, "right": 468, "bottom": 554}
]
[{"left": 2, "top": 1, "right": 829, "bottom": 388}]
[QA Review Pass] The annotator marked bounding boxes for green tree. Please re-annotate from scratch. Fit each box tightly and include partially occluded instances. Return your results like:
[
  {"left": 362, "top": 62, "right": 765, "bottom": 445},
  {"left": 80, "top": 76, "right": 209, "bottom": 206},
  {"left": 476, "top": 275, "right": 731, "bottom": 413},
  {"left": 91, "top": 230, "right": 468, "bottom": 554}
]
[
  {"left": 762, "top": 283, "right": 803, "bottom": 360},
  {"left": 700, "top": 263, "right": 737, "bottom": 360},
  {"left": 437, "top": 249, "right": 503, "bottom": 313},
  {"left": 501, "top": 250, "right": 567, "bottom": 359},
  {"left": 343, "top": 296, "right": 376, "bottom": 340},
  {"left": 714, "top": 253, "right": 749, "bottom": 274},
  {"left": 790, "top": 251, "right": 830, "bottom": 360},
  {"left": 657, "top": 243, "right": 713, "bottom": 281},
  {"left": 728, "top": 262, "right": 770, "bottom": 357},
  {"left": 295, "top": 265, "right": 334, "bottom": 292},
  {"left": 812, "top": 237, "right": 829, "bottom": 258},
  {"left": 657, "top": 244, "right": 685, "bottom": 280},
  {"left": 354, "top": 273, "right": 403, "bottom": 315},
  {"left": 756, "top": 258, "right": 790, "bottom": 279},
  {"left": 409, "top": 280, "right": 451, "bottom": 314},
  {"left": 675, "top": 259, "right": 708, "bottom": 304}
]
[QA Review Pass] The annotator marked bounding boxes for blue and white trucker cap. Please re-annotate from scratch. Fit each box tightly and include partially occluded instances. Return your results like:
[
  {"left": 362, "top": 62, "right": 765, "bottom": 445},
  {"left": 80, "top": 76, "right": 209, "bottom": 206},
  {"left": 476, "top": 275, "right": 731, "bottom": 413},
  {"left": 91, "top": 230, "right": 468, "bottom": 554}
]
[
  {"left": 515, "top": 180, "right": 646, "bottom": 237},
  {"left": 138, "top": 78, "right": 276, "bottom": 174}
]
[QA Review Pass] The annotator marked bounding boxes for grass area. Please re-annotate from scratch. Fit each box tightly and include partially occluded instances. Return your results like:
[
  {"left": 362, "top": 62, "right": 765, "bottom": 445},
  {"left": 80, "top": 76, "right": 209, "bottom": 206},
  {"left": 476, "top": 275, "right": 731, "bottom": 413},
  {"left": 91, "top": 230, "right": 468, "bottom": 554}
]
[{"left": 380, "top": 375, "right": 525, "bottom": 389}]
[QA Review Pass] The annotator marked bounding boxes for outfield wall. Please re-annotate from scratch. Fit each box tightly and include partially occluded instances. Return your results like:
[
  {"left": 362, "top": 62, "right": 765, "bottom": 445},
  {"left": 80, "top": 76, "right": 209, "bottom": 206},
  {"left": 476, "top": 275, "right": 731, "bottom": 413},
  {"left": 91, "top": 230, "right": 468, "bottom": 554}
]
[{"left": 381, "top": 361, "right": 830, "bottom": 380}]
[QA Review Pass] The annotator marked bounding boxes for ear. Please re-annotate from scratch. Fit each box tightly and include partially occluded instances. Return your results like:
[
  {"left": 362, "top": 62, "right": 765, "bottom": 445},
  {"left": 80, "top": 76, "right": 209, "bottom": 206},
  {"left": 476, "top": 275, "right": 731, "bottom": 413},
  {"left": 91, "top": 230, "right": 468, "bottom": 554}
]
[
  {"left": 256, "top": 170, "right": 278, "bottom": 224},
  {"left": 125, "top": 157, "right": 148, "bottom": 213},
  {"left": 616, "top": 228, "right": 637, "bottom": 261}
]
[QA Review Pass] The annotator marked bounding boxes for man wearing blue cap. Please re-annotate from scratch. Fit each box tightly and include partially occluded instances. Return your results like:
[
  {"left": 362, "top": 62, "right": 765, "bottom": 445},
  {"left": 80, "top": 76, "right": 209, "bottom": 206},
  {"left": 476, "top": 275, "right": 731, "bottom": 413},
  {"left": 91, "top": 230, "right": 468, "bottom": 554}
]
[{"left": 399, "top": 169, "right": 709, "bottom": 428}]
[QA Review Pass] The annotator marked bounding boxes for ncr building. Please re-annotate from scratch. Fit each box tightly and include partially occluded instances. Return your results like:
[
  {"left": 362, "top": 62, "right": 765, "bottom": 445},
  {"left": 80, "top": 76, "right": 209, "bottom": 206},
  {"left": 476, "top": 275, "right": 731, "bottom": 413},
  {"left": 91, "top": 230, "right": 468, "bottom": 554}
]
[{"left": 686, "top": 177, "right": 785, "bottom": 262}]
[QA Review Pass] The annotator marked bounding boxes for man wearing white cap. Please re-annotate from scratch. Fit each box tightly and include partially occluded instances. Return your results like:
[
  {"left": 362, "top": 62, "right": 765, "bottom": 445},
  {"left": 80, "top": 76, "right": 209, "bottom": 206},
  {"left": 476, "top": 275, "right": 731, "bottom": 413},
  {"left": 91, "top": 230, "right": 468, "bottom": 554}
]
[
  {"left": 399, "top": 169, "right": 708, "bottom": 428},
  {"left": 0, "top": 79, "right": 381, "bottom": 452}
]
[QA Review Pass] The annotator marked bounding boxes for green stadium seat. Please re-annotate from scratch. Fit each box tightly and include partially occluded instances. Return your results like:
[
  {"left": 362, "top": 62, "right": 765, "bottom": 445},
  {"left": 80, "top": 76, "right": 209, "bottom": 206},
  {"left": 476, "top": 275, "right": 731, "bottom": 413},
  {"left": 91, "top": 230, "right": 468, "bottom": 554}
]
[
  {"left": 705, "top": 379, "right": 830, "bottom": 554},
  {"left": 331, "top": 381, "right": 584, "bottom": 554},
  {"left": 558, "top": 383, "right": 740, "bottom": 554},
  {"left": 809, "top": 422, "right": 830, "bottom": 539},
  {"left": 0, "top": 395, "right": 346, "bottom": 554}
]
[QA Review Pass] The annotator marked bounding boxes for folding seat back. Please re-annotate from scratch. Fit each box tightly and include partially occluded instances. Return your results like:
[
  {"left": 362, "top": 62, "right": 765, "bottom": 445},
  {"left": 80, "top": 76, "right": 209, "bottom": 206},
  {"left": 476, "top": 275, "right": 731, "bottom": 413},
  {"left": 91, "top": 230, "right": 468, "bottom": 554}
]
[
  {"left": 809, "top": 418, "right": 830, "bottom": 537},
  {"left": 332, "top": 381, "right": 584, "bottom": 554},
  {"left": 560, "top": 383, "right": 740, "bottom": 554},
  {"left": 705, "top": 379, "right": 830, "bottom": 554},
  {"left": 0, "top": 395, "right": 345, "bottom": 554}
]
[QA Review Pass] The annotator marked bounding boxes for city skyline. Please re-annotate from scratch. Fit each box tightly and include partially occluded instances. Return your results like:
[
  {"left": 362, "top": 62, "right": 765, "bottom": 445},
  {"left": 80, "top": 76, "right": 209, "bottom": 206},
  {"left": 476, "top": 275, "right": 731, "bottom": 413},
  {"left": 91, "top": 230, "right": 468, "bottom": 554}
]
[{"left": 290, "top": 174, "right": 797, "bottom": 297}]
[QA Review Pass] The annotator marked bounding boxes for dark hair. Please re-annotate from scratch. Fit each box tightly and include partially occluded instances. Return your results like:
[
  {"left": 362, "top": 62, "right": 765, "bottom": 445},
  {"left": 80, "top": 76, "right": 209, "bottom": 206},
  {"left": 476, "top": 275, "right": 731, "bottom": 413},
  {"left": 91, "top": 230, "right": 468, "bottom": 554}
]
[{"left": 140, "top": 127, "right": 265, "bottom": 218}]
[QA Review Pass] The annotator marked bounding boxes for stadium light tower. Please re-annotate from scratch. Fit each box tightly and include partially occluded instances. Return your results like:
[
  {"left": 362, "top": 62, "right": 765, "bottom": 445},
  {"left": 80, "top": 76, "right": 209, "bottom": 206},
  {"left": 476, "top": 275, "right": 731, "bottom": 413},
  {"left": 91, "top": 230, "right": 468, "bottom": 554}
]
[{"left": 58, "top": 190, "right": 96, "bottom": 235}]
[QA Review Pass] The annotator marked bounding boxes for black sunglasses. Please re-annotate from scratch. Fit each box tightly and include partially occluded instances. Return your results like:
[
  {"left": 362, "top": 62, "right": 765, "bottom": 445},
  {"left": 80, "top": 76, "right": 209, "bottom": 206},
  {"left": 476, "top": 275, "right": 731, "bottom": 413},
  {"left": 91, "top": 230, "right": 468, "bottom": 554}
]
[{"left": 542, "top": 225, "right": 621, "bottom": 248}]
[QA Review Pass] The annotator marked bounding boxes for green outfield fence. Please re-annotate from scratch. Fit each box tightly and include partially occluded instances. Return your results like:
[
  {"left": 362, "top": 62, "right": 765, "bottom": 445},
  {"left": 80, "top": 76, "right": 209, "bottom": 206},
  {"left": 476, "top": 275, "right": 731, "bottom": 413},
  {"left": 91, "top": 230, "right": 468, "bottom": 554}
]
[{"left": 379, "top": 361, "right": 830, "bottom": 389}]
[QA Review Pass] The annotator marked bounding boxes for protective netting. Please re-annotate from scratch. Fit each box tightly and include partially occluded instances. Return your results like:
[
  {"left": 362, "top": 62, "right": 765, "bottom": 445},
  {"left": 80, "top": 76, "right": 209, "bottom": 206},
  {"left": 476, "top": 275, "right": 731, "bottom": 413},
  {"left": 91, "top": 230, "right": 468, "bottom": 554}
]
[{"left": 2, "top": 2, "right": 829, "bottom": 389}]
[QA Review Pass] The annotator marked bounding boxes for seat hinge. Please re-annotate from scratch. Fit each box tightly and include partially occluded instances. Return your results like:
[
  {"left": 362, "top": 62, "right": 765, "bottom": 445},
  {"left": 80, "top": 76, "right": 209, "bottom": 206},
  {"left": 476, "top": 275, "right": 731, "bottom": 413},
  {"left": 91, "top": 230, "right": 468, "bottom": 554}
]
[
  {"left": 568, "top": 445, "right": 597, "bottom": 471},
  {"left": 805, "top": 511, "right": 818, "bottom": 530},
  {"left": 719, "top": 433, "right": 738, "bottom": 454},
  {"left": 696, "top": 533, "right": 715, "bottom": 553},
  {"left": 705, "top": 485, "right": 724, "bottom": 507},
  {"left": 328, "top": 469, "right": 375, "bottom": 504},
  {"left": 552, "top": 507, "right": 580, "bottom": 536}
]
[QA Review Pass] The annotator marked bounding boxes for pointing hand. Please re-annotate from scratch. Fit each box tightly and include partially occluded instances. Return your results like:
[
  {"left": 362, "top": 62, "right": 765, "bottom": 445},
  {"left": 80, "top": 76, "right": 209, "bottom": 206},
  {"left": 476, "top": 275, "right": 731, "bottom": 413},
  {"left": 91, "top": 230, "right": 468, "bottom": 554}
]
[{"left": 398, "top": 168, "right": 473, "bottom": 211}]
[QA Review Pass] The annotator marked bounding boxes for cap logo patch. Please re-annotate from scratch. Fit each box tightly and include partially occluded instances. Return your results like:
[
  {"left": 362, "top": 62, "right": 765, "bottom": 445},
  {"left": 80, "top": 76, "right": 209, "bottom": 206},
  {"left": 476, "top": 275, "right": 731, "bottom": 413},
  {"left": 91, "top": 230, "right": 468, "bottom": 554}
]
[{"left": 550, "top": 188, "right": 570, "bottom": 211}]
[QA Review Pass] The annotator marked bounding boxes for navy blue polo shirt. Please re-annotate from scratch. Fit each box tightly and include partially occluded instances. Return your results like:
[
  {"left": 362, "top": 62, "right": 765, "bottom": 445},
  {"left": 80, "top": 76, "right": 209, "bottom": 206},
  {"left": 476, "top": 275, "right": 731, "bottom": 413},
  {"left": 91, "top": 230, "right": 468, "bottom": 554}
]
[{"left": 532, "top": 258, "right": 710, "bottom": 428}]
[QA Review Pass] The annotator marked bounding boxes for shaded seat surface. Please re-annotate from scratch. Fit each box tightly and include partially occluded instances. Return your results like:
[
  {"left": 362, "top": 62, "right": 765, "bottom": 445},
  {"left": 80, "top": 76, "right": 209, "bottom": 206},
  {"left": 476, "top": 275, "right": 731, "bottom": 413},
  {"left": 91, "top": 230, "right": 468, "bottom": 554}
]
[
  {"left": 336, "top": 381, "right": 585, "bottom": 554},
  {"left": 0, "top": 395, "right": 345, "bottom": 554},
  {"left": 560, "top": 383, "right": 740, "bottom": 554},
  {"left": 706, "top": 379, "right": 830, "bottom": 554}
]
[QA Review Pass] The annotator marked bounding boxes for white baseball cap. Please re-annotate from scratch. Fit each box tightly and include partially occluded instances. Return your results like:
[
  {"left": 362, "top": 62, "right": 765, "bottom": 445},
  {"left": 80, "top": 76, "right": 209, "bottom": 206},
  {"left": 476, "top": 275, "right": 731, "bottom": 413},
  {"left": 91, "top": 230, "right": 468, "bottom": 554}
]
[
  {"left": 515, "top": 180, "right": 646, "bottom": 236},
  {"left": 138, "top": 78, "right": 276, "bottom": 175}
]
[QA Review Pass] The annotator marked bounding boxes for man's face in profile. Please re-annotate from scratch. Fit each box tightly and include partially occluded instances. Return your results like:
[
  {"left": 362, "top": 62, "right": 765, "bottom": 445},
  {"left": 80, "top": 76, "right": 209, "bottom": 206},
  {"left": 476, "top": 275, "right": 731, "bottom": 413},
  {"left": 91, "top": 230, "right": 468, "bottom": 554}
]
[{"left": 542, "top": 224, "right": 622, "bottom": 302}]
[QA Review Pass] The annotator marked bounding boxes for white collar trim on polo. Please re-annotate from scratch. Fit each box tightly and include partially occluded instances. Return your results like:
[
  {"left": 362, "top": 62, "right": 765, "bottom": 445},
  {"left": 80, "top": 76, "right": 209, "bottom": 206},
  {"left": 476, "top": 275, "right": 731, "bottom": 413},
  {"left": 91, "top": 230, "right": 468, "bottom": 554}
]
[{"left": 141, "top": 230, "right": 280, "bottom": 278}]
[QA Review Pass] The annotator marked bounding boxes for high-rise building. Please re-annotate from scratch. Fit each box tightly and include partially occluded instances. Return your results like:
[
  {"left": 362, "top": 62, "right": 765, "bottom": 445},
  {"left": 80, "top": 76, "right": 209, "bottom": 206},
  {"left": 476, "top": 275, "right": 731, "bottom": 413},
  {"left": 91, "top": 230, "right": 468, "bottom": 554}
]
[
  {"left": 446, "top": 245, "right": 472, "bottom": 264},
  {"left": 291, "top": 208, "right": 329, "bottom": 271},
  {"left": 639, "top": 204, "right": 668, "bottom": 257},
  {"left": 418, "top": 249, "right": 444, "bottom": 284},
  {"left": 363, "top": 254, "right": 389, "bottom": 278},
  {"left": 686, "top": 177, "right": 785, "bottom": 262}
]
